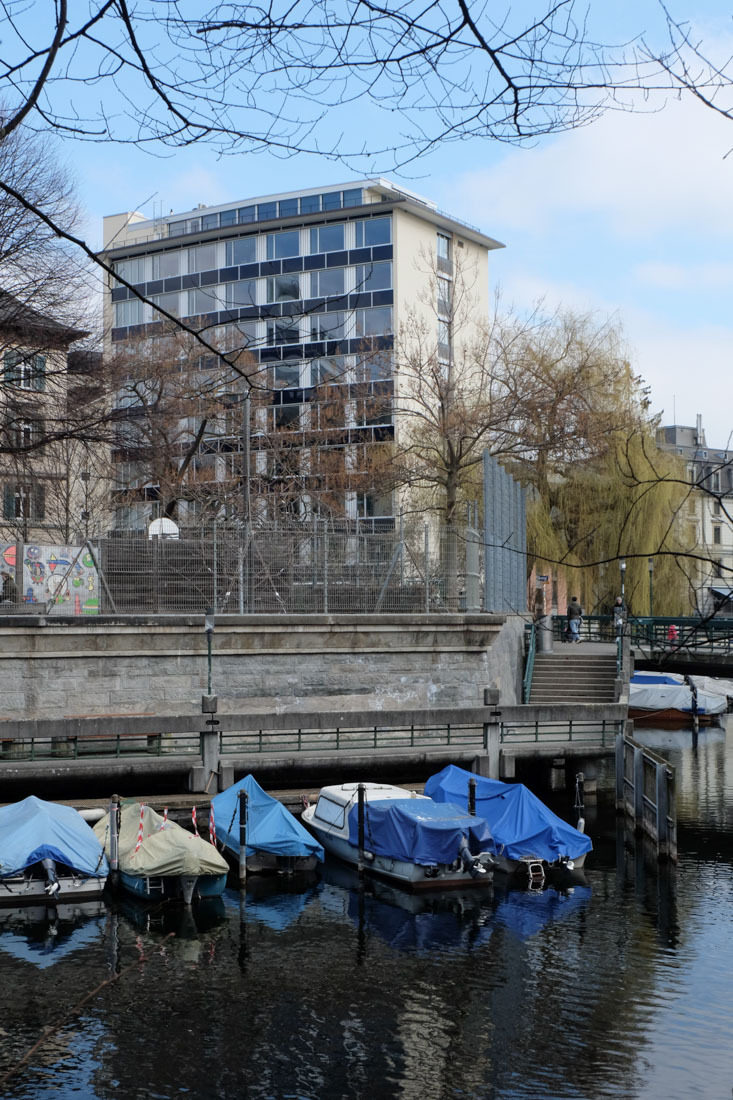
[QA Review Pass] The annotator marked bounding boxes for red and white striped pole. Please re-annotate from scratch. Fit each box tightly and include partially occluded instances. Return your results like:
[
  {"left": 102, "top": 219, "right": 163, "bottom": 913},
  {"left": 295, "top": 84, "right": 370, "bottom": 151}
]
[
  {"left": 209, "top": 805, "right": 216, "bottom": 846},
  {"left": 158, "top": 807, "right": 168, "bottom": 831},
  {"left": 192, "top": 806, "right": 199, "bottom": 836},
  {"left": 133, "top": 803, "right": 146, "bottom": 854}
]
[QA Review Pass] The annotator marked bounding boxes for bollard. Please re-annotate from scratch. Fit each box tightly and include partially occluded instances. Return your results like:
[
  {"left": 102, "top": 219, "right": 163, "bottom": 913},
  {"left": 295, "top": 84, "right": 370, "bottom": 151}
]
[
  {"left": 238, "top": 790, "right": 248, "bottom": 888},
  {"left": 468, "top": 777, "right": 476, "bottom": 816},
  {"left": 357, "top": 784, "right": 365, "bottom": 877}
]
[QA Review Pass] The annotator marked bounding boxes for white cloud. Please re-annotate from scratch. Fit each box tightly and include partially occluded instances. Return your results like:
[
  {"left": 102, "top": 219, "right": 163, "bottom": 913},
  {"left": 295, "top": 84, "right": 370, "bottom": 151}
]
[
  {"left": 633, "top": 261, "right": 733, "bottom": 290},
  {"left": 444, "top": 93, "right": 733, "bottom": 241}
]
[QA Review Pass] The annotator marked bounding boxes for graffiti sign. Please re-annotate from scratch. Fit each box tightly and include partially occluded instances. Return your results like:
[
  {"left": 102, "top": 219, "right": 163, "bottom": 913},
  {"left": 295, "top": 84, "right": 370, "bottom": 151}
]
[{"left": 22, "top": 545, "right": 99, "bottom": 615}]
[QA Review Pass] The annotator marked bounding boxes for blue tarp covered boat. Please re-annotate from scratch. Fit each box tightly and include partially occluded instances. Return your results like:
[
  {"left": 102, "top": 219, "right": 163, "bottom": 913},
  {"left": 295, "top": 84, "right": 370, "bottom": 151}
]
[
  {"left": 212, "top": 775, "right": 324, "bottom": 872},
  {"left": 424, "top": 765, "right": 591, "bottom": 876},
  {"left": 0, "top": 796, "right": 108, "bottom": 904}
]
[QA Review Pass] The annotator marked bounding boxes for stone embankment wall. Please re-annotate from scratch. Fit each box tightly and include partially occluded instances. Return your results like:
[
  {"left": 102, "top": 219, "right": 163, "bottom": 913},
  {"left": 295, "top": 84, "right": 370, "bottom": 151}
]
[{"left": 0, "top": 613, "right": 525, "bottom": 721}]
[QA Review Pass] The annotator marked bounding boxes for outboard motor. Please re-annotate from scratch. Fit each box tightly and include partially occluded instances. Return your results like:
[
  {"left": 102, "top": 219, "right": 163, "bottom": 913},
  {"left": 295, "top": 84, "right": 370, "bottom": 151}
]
[
  {"left": 458, "top": 834, "right": 488, "bottom": 879},
  {"left": 42, "top": 858, "right": 60, "bottom": 897}
]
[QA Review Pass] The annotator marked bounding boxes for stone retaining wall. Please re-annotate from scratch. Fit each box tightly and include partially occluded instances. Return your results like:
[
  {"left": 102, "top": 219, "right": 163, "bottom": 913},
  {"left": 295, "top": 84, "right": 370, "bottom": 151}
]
[{"left": 0, "top": 613, "right": 525, "bottom": 721}]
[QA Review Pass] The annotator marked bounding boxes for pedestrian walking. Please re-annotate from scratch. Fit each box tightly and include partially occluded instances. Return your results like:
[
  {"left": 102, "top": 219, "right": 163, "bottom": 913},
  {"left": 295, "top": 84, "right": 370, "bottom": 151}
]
[
  {"left": 613, "top": 596, "right": 626, "bottom": 638},
  {"left": 566, "top": 596, "right": 583, "bottom": 643}
]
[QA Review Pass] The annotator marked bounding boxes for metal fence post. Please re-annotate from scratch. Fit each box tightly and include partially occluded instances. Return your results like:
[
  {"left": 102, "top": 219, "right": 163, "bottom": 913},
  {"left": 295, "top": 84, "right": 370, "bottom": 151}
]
[
  {"left": 323, "top": 524, "right": 328, "bottom": 614},
  {"left": 424, "top": 525, "right": 429, "bottom": 614}
]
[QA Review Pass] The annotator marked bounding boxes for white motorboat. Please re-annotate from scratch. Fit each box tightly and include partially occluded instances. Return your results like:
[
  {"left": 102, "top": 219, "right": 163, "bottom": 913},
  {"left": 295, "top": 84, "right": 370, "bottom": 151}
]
[{"left": 301, "top": 782, "right": 494, "bottom": 891}]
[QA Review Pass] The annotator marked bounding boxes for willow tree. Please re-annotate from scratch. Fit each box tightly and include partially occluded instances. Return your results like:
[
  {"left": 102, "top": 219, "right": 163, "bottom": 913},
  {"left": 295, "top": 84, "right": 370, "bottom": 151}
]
[{"left": 527, "top": 432, "right": 692, "bottom": 614}]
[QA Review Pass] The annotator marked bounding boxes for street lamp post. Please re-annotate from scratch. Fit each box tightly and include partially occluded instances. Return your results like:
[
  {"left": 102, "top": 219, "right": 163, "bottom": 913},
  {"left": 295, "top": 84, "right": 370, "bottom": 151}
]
[
  {"left": 620, "top": 559, "right": 627, "bottom": 606},
  {"left": 648, "top": 557, "right": 654, "bottom": 618},
  {"left": 204, "top": 607, "right": 215, "bottom": 695}
]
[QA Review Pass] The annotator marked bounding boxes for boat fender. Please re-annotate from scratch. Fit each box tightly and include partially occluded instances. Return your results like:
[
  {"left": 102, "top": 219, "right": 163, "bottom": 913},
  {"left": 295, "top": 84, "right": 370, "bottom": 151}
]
[{"left": 576, "top": 817, "right": 585, "bottom": 834}]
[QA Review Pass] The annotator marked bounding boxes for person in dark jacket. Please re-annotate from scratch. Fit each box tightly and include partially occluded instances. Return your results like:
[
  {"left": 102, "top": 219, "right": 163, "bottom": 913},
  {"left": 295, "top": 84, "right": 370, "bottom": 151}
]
[
  {"left": 566, "top": 596, "right": 583, "bottom": 643},
  {"left": 1, "top": 571, "right": 18, "bottom": 604},
  {"left": 613, "top": 596, "right": 626, "bottom": 637}
]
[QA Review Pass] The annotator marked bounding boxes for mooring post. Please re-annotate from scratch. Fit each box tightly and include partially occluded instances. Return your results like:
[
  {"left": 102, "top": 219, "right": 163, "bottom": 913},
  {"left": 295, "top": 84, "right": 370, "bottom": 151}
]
[
  {"left": 357, "top": 783, "right": 365, "bottom": 876},
  {"left": 468, "top": 778, "right": 476, "bottom": 816},
  {"left": 109, "top": 793, "right": 120, "bottom": 886},
  {"left": 238, "top": 789, "right": 248, "bottom": 888}
]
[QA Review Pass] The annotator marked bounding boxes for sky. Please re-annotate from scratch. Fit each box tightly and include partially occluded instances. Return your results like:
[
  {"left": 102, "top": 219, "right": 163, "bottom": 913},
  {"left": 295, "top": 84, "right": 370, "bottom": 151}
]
[{"left": 60, "top": 2, "right": 733, "bottom": 450}]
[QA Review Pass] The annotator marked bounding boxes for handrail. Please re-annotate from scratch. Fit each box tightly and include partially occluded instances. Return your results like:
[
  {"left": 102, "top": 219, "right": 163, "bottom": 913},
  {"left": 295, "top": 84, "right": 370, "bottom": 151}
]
[
  {"left": 523, "top": 622, "right": 536, "bottom": 704},
  {"left": 616, "top": 635, "right": 624, "bottom": 678}
]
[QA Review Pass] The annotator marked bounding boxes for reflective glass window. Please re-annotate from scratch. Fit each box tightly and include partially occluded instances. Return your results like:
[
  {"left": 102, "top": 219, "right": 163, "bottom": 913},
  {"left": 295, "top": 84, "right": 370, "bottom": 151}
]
[{"left": 226, "top": 237, "right": 257, "bottom": 266}]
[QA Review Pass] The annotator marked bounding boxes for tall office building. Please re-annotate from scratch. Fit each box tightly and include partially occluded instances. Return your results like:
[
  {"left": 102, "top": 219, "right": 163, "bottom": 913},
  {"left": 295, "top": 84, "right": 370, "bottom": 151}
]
[{"left": 101, "top": 179, "right": 502, "bottom": 531}]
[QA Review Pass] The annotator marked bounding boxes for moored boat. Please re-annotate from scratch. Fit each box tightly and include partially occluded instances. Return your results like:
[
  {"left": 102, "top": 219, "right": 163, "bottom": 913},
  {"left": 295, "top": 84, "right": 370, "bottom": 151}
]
[
  {"left": 424, "top": 765, "right": 592, "bottom": 882},
  {"left": 0, "top": 796, "right": 108, "bottom": 906},
  {"left": 629, "top": 672, "right": 727, "bottom": 727},
  {"left": 211, "top": 774, "right": 324, "bottom": 873},
  {"left": 94, "top": 802, "right": 228, "bottom": 905},
  {"left": 301, "top": 782, "right": 494, "bottom": 890}
]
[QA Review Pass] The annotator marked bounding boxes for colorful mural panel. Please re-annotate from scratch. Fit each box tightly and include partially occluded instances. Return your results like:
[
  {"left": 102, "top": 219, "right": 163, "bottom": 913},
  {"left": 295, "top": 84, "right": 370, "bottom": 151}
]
[{"left": 22, "top": 545, "right": 99, "bottom": 615}]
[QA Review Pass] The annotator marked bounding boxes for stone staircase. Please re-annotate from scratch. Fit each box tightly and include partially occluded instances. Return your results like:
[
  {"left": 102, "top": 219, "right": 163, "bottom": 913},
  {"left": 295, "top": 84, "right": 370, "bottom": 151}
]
[{"left": 529, "top": 650, "right": 619, "bottom": 704}]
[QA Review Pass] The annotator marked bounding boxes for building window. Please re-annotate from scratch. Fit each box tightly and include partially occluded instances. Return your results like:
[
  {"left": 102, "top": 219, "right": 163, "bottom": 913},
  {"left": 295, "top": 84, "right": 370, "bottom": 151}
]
[
  {"left": 274, "top": 404, "right": 301, "bottom": 430},
  {"left": 354, "top": 307, "right": 392, "bottom": 337},
  {"left": 152, "top": 251, "right": 182, "bottom": 279},
  {"left": 309, "top": 312, "right": 345, "bottom": 342},
  {"left": 266, "top": 230, "right": 300, "bottom": 260},
  {"left": 437, "top": 276, "right": 452, "bottom": 316},
  {"left": 188, "top": 243, "right": 218, "bottom": 273},
  {"left": 310, "top": 268, "right": 345, "bottom": 298},
  {"left": 438, "top": 318, "right": 451, "bottom": 360},
  {"left": 113, "top": 257, "right": 146, "bottom": 285},
  {"left": 296, "top": 194, "right": 317, "bottom": 215},
  {"left": 310, "top": 356, "right": 346, "bottom": 385},
  {"left": 226, "top": 279, "right": 258, "bottom": 308},
  {"left": 713, "top": 525, "right": 722, "bottom": 545},
  {"left": 437, "top": 232, "right": 452, "bottom": 273},
  {"left": 310, "top": 224, "right": 345, "bottom": 254},
  {"left": 186, "top": 287, "right": 221, "bottom": 316},
  {"left": 266, "top": 319, "right": 300, "bottom": 345},
  {"left": 266, "top": 275, "right": 301, "bottom": 303},
  {"left": 114, "top": 298, "right": 144, "bottom": 327},
  {"left": 354, "top": 218, "right": 391, "bottom": 247},
  {"left": 3, "top": 483, "right": 45, "bottom": 521},
  {"left": 15, "top": 418, "right": 44, "bottom": 449},
  {"left": 355, "top": 351, "right": 392, "bottom": 382},
  {"left": 150, "top": 292, "right": 181, "bottom": 318},
  {"left": 713, "top": 499, "right": 721, "bottom": 515},
  {"left": 226, "top": 238, "right": 257, "bottom": 266},
  {"left": 354, "top": 262, "right": 391, "bottom": 293},
  {"left": 3, "top": 351, "right": 47, "bottom": 390}
]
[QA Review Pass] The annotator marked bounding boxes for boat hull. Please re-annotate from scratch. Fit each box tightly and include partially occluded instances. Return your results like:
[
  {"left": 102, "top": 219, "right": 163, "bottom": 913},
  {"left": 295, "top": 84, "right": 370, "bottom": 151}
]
[
  {"left": 118, "top": 870, "right": 227, "bottom": 902},
  {"left": 221, "top": 846, "right": 319, "bottom": 875},
  {"left": 629, "top": 707, "right": 721, "bottom": 728},
  {"left": 0, "top": 868, "right": 107, "bottom": 907},
  {"left": 305, "top": 820, "right": 493, "bottom": 891}
]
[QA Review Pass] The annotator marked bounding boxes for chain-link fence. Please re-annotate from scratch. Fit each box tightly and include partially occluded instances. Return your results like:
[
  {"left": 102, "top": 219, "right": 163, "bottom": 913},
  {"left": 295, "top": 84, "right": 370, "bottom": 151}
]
[{"left": 87, "top": 523, "right": 487, "bottom": 615}]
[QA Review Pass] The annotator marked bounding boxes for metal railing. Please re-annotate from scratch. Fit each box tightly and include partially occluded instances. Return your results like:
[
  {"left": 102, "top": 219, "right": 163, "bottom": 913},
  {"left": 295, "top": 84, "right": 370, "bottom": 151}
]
[
  {"left": 219, "top": 720, "right": 485, "bottom": 756},
  {"left": 523, "top": 623, "right": 536, "bottom": 703},
  {"left": 500, "top": 719, "right": 623, "bottom": 747},
  {"left": 0, "top": 730, "right": 201, "bottom": 761}
]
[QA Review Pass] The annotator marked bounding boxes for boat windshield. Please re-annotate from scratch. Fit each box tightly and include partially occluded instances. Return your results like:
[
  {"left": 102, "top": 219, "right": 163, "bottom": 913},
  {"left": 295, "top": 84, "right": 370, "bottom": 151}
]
[{"left": 314, "top": 795, "right": 347, "bottom": 829}]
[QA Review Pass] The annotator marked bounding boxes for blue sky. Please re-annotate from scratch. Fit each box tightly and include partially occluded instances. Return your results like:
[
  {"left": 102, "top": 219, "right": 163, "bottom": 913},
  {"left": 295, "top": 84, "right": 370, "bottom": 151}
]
[{"left": 60, "top": 1, "right": 733, "bottom": 448}]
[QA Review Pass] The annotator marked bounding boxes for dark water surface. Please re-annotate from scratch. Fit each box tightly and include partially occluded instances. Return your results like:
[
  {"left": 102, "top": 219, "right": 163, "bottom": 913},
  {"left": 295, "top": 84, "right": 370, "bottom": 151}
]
[{"left": 1, "top": 719, "right": 732, "bottom": 1100}]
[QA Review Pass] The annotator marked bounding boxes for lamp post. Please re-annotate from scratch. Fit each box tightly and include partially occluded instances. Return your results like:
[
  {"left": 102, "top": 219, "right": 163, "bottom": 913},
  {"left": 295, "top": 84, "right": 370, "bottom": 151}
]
[
  {"left": 620, "top": 559, "right": 626, "bottom": 605},
  {"left": 204, "top": 607, "right": 215, "bottom": 695},
  {"left": 648, "top": 557, "right": 654, "bottom": 618}
]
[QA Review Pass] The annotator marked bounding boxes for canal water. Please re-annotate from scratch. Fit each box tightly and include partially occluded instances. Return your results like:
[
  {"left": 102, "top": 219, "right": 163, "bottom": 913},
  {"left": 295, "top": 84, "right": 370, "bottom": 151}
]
[{"left": 1, "top": 718, "right": 731, "bottom": 1100}]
